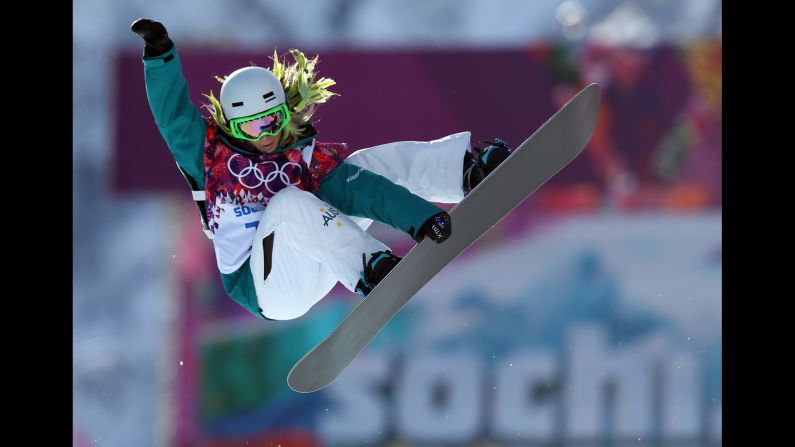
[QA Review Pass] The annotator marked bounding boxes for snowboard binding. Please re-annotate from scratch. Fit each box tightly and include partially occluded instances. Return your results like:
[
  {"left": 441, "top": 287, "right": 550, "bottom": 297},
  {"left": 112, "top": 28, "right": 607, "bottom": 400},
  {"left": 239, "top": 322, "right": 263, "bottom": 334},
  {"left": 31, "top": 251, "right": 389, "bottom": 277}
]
[
  {"left": 463, "top": 138, "right": 512, "bottom": 195},
  {"left": 355, "top": 250, "right": 403, "bottom": 298}
]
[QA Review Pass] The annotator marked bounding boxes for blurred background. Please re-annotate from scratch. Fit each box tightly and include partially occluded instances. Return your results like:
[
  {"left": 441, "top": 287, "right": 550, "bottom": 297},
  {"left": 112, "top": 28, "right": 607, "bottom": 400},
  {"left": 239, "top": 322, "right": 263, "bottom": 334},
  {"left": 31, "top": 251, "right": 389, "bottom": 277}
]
[{"left": 73, "top": 0, "right": 721, "bottom": 446}]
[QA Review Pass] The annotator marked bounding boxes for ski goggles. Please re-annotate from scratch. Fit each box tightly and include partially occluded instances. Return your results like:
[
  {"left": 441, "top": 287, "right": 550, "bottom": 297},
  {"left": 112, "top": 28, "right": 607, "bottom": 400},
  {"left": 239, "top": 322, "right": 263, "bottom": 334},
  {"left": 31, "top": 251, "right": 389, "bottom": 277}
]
[{"left": 228, "top": 103, "right": 291, "bottom": 141}]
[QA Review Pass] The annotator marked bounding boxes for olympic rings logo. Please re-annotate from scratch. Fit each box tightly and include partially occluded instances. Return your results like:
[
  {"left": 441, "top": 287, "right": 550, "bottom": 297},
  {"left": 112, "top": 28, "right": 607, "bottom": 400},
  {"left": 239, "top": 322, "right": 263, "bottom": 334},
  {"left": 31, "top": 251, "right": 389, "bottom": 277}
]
[{"left": 227, "top": 154, "right": 302, "bottom": 194}]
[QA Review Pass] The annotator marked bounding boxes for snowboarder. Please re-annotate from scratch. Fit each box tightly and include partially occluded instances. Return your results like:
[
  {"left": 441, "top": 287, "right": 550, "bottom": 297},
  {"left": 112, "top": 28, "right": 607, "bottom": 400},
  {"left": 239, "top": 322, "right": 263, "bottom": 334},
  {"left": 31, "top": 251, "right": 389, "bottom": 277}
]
[{"left": 131, "top": 18, "right": 512, "bottom": 321}]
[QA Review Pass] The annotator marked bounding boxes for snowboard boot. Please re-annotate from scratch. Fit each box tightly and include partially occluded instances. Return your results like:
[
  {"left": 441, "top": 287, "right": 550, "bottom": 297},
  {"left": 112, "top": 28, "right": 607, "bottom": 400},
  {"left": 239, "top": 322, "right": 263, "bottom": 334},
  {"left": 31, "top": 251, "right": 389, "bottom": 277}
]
[
  {"left": 414, "top": 210, "right": 452, "bottom": 244},
  {"left": 463, "top": 138, "right": 512, "bottom": 195},
  {"left": 355, "top": 250, "right": 403, "bottom": 298}
]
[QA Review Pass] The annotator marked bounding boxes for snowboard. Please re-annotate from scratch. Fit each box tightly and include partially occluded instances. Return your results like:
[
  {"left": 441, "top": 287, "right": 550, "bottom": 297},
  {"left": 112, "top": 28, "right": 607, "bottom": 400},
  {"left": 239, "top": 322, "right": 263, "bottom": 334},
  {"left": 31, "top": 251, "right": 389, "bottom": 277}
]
[{"left": 288, "top": 83, "right": 601, "bottom": 393}]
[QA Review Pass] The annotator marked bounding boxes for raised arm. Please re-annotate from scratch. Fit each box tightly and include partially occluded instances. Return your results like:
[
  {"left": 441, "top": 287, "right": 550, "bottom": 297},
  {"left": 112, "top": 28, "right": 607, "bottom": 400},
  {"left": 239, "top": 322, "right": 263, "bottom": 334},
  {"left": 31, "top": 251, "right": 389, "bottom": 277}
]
[{"left": 131, "top": 18, "right": 206, "bottom": 189}]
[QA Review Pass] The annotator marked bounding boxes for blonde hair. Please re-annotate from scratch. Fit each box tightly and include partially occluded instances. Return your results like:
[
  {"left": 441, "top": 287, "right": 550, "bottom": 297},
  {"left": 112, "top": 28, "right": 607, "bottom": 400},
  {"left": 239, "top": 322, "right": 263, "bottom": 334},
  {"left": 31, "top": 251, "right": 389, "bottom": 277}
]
[{"left": 202, "top": 49, "right": 339, "bottom": 147}]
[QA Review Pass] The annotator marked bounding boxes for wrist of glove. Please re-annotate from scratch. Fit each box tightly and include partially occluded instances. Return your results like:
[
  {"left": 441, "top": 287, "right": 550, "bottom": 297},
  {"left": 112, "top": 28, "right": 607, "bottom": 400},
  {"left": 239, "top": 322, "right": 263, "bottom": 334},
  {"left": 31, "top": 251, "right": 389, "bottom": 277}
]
[{"left": 130, "top": 18, "right": 174, "bottom": 57}]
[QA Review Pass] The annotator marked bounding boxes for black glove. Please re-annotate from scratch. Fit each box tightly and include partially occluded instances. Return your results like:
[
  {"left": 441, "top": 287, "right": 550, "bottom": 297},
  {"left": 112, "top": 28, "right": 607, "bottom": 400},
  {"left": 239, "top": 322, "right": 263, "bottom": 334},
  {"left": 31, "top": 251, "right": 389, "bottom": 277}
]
[
  {"left": 130, "top": 18, "right": 173, "bottom": 57},
  {"left": 416, "top": 211, "right": 452, "bottom": 244}
]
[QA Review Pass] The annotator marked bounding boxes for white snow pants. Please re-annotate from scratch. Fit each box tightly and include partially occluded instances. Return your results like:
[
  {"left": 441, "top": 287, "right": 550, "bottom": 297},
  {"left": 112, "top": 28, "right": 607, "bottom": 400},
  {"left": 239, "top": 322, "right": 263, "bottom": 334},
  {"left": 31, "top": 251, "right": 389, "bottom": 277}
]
[{"left": 249, "top": 131, "right": 471, "bottom": 320}]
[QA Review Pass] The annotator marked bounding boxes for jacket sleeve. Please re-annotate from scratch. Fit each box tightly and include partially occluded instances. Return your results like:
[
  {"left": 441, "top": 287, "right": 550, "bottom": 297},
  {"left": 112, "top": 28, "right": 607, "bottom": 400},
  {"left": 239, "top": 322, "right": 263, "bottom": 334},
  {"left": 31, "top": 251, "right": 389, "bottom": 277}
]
[
  {"left": 314, "top": 161, "right": 443, "bottom": 240},
  {"left": 142, "top": 44, "right": 207, "bottom": 190}
]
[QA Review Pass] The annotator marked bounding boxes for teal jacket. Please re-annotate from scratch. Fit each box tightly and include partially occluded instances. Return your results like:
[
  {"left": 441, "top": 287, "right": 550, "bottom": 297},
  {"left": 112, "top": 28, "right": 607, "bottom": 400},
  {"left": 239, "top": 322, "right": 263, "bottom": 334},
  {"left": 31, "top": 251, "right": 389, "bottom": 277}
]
[{"left": 142, "top": 45, "right": 442, "bottom": 318}]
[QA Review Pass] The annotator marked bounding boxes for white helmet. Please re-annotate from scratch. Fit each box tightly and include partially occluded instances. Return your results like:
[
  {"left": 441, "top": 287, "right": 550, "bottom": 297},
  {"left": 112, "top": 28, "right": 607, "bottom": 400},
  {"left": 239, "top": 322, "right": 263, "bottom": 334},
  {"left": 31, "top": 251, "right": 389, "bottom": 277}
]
[{"left": 220, "top": 66, "right": 286, "bottom": 120}]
